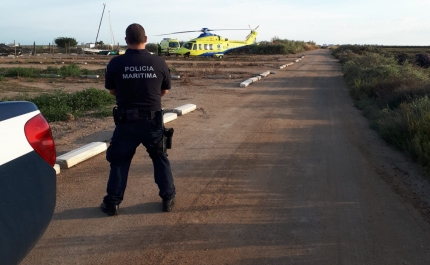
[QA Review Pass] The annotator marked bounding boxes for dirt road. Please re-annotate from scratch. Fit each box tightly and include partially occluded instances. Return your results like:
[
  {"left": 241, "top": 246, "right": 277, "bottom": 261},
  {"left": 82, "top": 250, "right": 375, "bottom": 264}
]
[{"left": 22, "top": 50, "right": 430, "bottom": 264}]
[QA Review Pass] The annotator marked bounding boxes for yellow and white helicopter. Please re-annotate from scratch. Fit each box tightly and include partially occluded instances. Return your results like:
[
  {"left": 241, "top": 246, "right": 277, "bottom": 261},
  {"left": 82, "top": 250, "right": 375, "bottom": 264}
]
[{"left": 156, "top": 26, "right": 259, "bottom": 58}]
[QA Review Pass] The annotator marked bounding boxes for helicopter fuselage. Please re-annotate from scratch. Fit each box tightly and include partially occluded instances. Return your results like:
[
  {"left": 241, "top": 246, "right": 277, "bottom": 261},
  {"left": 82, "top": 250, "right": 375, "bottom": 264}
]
[{"left": 174, "top": 30, "right": 257, "bottom": 57}]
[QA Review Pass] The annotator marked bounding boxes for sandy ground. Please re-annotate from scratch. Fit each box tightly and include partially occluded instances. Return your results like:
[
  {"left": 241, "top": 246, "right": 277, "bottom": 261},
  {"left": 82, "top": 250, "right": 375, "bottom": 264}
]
[{"left": 9, "top": 49, "right": 430, "bottom": 264}]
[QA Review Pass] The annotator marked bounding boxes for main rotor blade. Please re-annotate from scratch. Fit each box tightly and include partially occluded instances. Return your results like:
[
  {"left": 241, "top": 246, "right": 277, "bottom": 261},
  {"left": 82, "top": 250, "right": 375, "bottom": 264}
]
[
  {"left": 155, "top": 30, "right": 202, "bottom": 36},
  {"left": 155, "top": 27, "right": 255, "bottom": 36},
  {"left": 207, "top": 28, "right": 249, "bottom": 31}
]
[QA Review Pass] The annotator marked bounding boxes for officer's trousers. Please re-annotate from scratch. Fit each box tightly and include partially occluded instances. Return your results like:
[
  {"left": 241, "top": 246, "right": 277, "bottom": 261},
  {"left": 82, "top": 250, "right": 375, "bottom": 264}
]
[{"left": 103, "top": 119, "right": 175, "bottom": 205}]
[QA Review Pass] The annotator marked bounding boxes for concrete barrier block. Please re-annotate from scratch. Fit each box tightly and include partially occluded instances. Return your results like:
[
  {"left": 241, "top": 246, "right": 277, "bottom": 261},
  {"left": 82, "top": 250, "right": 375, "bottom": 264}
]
[
  {"left": 164, "top": 113, "right": 177, "bottom": 124},
  {"left": 173, "top": 104, "right": 197, "bottom": 116},
  {"left": 80, "top": 75, "right": 100, "bottom": 79},
  {"left": 54, "top": 164, "right": 60, "bottom": 175},
  {"left": 171, "top": 75, "right": 181, "bottom": 79},
  {"left": 40, "top": 74, "right": 61, "bottom": 78},
  {"left": 56, "top": 142, "right": 107, "bottom": 169},
  {"left": 260, "top": 71, "right": 270, "bottom": 77},
  {"left": 240, "top": 79, "right": 252, "bottom": 87},
  {"left": 295, "top": 59, "right": 300, "bottom": 62}
]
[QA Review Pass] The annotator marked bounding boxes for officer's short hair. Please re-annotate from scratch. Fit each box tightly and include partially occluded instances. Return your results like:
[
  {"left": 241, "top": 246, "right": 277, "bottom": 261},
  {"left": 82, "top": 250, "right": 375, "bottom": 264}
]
[{"left": 126, "top": 23, "right": 146, "bottom": 45}]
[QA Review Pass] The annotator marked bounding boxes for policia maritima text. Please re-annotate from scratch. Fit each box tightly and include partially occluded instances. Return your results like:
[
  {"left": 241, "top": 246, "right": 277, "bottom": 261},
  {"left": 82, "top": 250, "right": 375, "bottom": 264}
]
[{"left": 100, "top": 23, "right": 176, "bottom": 216}]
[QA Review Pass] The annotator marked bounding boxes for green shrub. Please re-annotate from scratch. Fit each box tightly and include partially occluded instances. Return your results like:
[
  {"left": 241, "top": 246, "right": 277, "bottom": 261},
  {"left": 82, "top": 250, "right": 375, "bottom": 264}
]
[
  {"left": 59, "top": 64, "right": 82, "bottom": 77},
  {"left": 4, "top": 67, "right": 41, "bottom": 78},
  {"left": 341, "top": 52, "right": 430, "bottom": 108},
  {"left": 377, "top": 96, "right": 430, "bottom": 168},
  {"left": 226, "top": 38, "right": 317, "bottom": 55},
  {"left": 1, "top": 88, "right": 115, "bottom": 122}
]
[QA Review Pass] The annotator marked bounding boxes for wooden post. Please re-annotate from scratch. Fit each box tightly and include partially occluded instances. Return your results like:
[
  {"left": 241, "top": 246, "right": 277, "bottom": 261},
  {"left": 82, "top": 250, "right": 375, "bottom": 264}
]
[
  {"left": 49, "top": 43, "right": 51, "bottom": 55},
  {"left": 33, "top": 41, "right": 36, "bottom": 56},
  {"left": 14, "top": 40, "right": 16, "bottom": 56}
]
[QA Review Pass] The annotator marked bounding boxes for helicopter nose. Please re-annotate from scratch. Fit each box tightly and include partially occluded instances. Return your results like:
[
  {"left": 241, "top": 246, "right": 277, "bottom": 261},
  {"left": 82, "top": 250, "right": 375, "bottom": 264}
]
[{"left": 175, "top": 47, "right": 187, "bottom": 55}]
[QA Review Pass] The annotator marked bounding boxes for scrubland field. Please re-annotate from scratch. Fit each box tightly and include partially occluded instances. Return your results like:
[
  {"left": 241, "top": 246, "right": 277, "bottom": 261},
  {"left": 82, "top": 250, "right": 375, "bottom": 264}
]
[
  {"left": 0, "top": 52, "right": 306, "bottom": 154},
  {"left": 333, "top": 45, "right": 430, "bottom": 171}
]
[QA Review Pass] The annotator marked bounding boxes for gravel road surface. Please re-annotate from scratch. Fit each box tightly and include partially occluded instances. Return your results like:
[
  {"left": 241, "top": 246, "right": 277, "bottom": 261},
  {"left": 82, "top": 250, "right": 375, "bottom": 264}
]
[{"left": 22, "top": 50, "right": 430, "bottom": 265}]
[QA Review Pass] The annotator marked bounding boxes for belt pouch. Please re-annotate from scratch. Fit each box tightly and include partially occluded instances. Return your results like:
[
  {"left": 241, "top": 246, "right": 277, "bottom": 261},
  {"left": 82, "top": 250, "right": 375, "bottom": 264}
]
[{"left": 125, "top": 109, "right": 139, "bottom": 122}]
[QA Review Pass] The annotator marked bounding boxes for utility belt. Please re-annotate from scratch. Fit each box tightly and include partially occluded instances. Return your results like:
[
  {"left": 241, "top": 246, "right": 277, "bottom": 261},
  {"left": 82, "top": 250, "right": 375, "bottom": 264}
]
[
  {"left": 112, "top": 107, "right": 157, "bottom": 123},
  {"left": 112, "top": 106, "right": 174, "bottom": 153}
]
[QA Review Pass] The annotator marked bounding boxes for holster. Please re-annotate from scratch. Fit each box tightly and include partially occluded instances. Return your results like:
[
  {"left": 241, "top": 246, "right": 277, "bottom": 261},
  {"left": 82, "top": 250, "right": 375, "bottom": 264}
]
[
  {"left": 112, "top": 106, "right": 124, "bottom": 125},
  {"left": 153, "top": 111, "right": 175, "bottom": 154},
  {"left": 164, "top": 128, "right": 174, "bottom": 149}
]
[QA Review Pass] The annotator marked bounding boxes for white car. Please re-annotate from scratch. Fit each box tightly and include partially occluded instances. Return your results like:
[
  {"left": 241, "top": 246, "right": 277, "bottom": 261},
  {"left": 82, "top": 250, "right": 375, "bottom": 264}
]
[{"left": 0, "top": 101, "right": 56, "bottom": 265}]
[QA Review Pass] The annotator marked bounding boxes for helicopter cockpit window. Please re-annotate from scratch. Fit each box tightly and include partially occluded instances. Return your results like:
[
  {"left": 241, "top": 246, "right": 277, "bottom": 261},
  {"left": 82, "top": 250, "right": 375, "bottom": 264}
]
[
  {"left": 193, "top": 44, "right": 197, "bottom": 50},
  {"left": 209, "top": 44, "right": 213, "bottom": 50},
  {"left": 169, "top": 42, "right": 179, "bottom": 48},
  {"left": 204, "top": 44, "right": 208, "bottom": 50},
  {"left": 199, "top": 44, "right": 202, "bottom": 50},
  {"left": 183, "top": 42, "right": 193, "bottom": 50}
]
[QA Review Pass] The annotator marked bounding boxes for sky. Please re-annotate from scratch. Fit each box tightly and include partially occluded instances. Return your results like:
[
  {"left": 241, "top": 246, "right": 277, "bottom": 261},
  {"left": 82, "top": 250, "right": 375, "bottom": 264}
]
[{"left": 1, "top": 0, "right": 430, "bottom": 46}]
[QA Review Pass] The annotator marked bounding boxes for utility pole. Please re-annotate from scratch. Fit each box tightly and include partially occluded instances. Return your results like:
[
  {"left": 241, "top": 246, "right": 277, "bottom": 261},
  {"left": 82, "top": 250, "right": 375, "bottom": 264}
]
[
  {"left": 33, "top": 41, "right": 36, "bottom": 56},
  {"left": 95, "top": 3, "right": 106, "bottom": 49},
  {"left": 14, "top": 40, "right": 16, "bottom": 56}
]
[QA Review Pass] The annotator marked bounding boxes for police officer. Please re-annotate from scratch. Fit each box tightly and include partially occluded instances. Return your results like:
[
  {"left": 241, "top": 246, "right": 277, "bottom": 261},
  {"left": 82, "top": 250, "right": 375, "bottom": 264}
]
[{"left": 100, "top": 23, "right": 176, "bottom": 216}]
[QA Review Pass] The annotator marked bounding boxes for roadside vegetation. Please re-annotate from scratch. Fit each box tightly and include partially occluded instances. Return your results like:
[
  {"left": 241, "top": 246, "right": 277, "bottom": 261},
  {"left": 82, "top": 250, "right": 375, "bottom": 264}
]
[
  {"left": 227, "top": 38, "right": 319, "bottom": 55},
  {"left": 333, "top": 45, "right": 430, "bottom": 170},
  {"left": 1, "top": 88, "right": 115, "bottom": 122},
  {"left": 0, "top": 64, "right": 104, "bottom": 78}
]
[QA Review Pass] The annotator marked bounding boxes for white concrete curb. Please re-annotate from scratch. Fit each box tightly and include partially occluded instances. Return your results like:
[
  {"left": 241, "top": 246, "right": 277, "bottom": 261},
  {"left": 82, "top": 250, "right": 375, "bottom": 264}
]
[
  {"left": 250, "top": 76, "right": 260, "bottom": 82},
  {"left": 164, "top": 113, "right": 177, "bottom": 123},
  {"left": 240, "top": 71, "right": 274, "bottom": 87},
  {"left": 40, "top": 74, "right": 61, "bottom": 78},
  {"left": 56, "top": 142, "right": 107, "bottom": 169},
  {"left": 80, "top": 75, "right": 100, "bottom": 79},
  {"left": 173, "top": 104, "right": 197, "bottom": 116},
  {"left": 240, "top": 79, "right": 253, "bottom": 87},
  {"left": 260, "top": 71, "right": 271, "bottom": 77},
  {"left": 54, "top": 164, "right": 60, "bottom": 175},
  {"left": 54, "top": 104, "right": 198, "bottom": 174}
]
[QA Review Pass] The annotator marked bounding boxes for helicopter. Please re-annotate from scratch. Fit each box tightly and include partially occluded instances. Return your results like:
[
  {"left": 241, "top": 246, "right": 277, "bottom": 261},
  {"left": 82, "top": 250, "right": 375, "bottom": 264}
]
[{"left": 156, "top": 26, "right": 259, "bottom": 58}]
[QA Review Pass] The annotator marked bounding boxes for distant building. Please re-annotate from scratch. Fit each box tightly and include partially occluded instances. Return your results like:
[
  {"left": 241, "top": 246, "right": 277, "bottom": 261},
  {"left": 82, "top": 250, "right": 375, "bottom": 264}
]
[
  {"left": 82, "top": 43, "right": 96, "bottom": 48},
  {"left": 82, "top": 42, "right": 114, "bottom": 49}
]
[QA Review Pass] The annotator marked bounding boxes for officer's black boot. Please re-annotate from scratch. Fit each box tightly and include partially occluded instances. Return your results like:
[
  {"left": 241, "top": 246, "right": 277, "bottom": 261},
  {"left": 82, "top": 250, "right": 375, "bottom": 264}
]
[
  {"left": 162, "top": 197, "right": 175, "bottom": 212},
  {"left": 100, "top": 202, "right": 119, "bottom": 216}
]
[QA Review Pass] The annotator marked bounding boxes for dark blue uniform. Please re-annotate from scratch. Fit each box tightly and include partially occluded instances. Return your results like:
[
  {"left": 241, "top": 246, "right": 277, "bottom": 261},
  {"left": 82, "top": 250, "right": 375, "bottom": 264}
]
[{"left": 103, "top": 49, "right": 175, "bottom": 206}]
